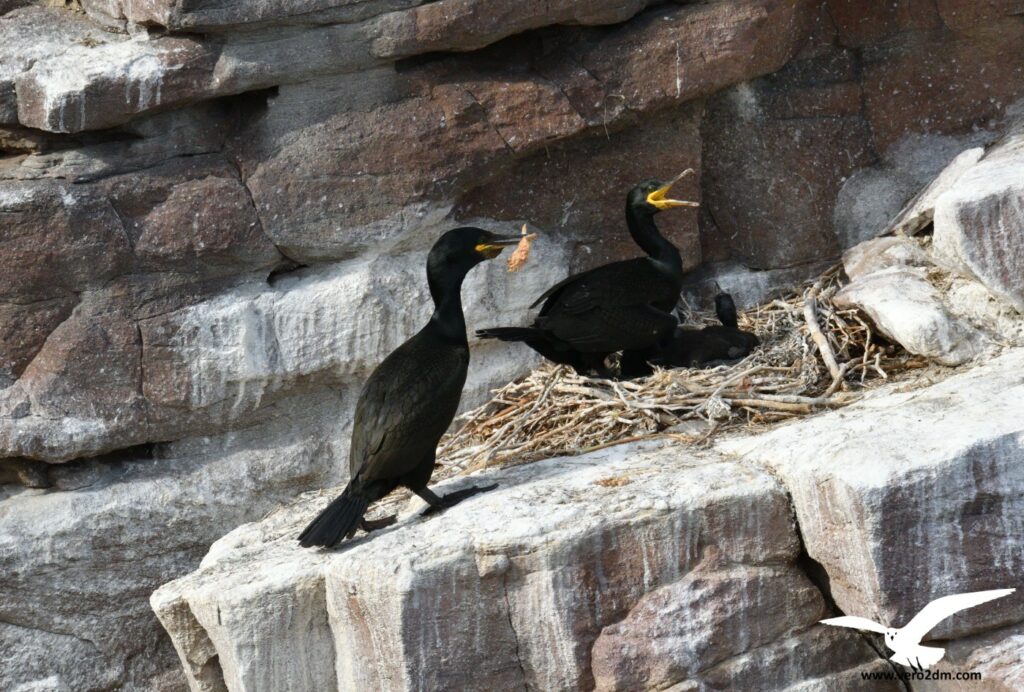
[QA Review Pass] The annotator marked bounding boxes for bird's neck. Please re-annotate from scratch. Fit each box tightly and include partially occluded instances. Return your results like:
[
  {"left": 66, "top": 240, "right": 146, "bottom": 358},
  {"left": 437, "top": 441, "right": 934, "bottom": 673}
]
[
  {"left": 427, "top": 268, "right": 469, "bottom": 343},
  {"left": 626, "top": 204, "right": 682, "bottom": 271}
]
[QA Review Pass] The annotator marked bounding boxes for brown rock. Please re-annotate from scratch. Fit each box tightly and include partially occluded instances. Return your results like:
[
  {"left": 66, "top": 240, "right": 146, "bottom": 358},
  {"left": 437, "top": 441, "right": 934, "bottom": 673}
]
[
  {"left": 580, "top": 0, "right": 815, "bottom": 117},
  {"left": 825, "top": 0, "right": 942, "bottom": 47},
  {"left": 238, "top": 0, "right": 815, "bottom": 263},
  {"left": 461, "top": 76, "right": 587, "bottom": 153},
  {"left": 98, "top": 157, "right": 281, "bottom": 277},
  {"left": 1, "top": 157, "right": 278, "bottom": 307},
  {"left": 935, "top": 0, "right": 1024, "bottom": 30},
  {"left": 238, "top": 75, "right": 517, "bottom": 261},
  {"left": 0, "top": 180, "right": 132, "bottom": 303},
  {"left": 863, "top": 24, "right": 1024, "bottom": 153},
  {"left": 0, "top": 125, "right": 63, "bottom": 154},
  {"left": 702, "top": 50, "right": 875, "bottom": 269},
  {"left": 795, "top": 0, "right": 841, "bottom": 60},
  {"left": 0, "top": 156, "right": 283, "bottom": 460},
  {"left": 0, "top": 298, "right": 77, "bottom": 383},
  {"left": 371, "top": 0, "right": 653, "bottom": 59},
  {"left": 19, "top": 309, "right": 143, "bottom": 420},
  {"left": 456, "top": 105, "right": 703, "bottom": 273}
]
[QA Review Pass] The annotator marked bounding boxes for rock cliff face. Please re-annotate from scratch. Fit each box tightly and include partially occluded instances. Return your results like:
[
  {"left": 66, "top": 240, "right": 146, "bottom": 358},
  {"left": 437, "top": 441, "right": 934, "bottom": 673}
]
[
  {"left": 4, "top": 1, "right": 1024, "bottom": 690},
  {"left": 153, "top": 443, "right": 888, "bottom": 691},
  {"left": 153, "top": 349, "right": 1024, "bottom": 691}
]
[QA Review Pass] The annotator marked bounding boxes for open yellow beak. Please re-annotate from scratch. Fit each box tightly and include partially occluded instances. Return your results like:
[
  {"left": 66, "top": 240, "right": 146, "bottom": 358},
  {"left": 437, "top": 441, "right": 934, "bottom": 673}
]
[
  {"left": 475, "top": 235, "right": 520, "bottom": 259},
  {"left": 646, "top": 169, "right": 700, "bottom": 210}
]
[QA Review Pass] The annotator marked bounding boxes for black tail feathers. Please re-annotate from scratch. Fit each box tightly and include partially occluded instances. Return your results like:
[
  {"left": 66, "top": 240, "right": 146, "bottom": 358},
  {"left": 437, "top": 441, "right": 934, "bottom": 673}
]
[
  {"left": 475, "top": 326, "right": 543, "bottom": 342},
  {"left": 297, "top": 485, "right": 369, "bottom": 548}
]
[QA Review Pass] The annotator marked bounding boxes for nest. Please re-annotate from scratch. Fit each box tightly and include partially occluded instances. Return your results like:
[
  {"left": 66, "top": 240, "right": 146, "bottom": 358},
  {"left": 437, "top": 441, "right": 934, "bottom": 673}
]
[{"left": 435, "top": 264, "right": 931, "bottom": 476}]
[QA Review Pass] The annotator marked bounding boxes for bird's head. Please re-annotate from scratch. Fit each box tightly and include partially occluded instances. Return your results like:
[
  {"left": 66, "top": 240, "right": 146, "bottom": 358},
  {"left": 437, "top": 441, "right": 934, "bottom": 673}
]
[
  {"left": 628, "top": 170, "right": 699, "bottom": 216},
  {"left": 713, "top": 291, "right": 739, "bottom": 329},
  {"left": 427, "top": 227, "right": 520, "bottom": 278},
  {"left": 885, "top": 629, "right": 899, "bottom": 644}
]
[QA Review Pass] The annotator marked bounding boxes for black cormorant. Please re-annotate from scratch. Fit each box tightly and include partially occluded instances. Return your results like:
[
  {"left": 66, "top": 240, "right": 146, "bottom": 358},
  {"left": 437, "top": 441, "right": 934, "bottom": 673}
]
[
  {"left": 476, "top": 171, "right": 696, "bottom": 378},
  {"left": 298, "top": 228, "right": 519, "bottom": 548},
  {"left": 654, "top": 292, "right": 760, "bottom": 368}
]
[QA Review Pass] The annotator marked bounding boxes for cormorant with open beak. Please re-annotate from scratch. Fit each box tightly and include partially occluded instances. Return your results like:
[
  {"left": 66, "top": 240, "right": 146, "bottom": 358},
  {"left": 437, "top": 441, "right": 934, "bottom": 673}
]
[
  {"left": 477, "top": 171, "right": 696, "bottom": 377},
  {"left": 298, "top": 228, "right": 519, "bottom": 548}
]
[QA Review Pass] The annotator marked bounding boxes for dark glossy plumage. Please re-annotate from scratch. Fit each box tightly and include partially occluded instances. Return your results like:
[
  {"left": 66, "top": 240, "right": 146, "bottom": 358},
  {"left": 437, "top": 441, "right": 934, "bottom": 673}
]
[
  {"left": 298, "top": 228, "right": 517, "bottom": 548},
  {"left": 654, "top": 293, "right": 760, "bottom": 368},
  {"left": 346, "top": 329, "right": 468, "bottom": 487},
  {"left": 477, "top": 175, "right": 694, "bottom": 378}
]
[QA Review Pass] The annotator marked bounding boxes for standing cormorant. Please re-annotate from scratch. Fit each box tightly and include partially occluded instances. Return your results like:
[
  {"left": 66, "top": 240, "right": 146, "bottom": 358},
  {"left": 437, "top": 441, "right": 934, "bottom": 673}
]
[
  {"left": 654, "top": 292, "right": 760, "bottom": 368},
  {"left": 298, "top": 228, "right": 519, "bottom": 548},
  {"left": 476, "top": 172, "right": 696, "bottom": 378}
]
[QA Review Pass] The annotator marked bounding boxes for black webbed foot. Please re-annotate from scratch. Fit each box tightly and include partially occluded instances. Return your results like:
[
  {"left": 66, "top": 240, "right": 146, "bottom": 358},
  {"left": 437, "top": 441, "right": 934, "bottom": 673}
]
[
  {"left": 359, "top": 515, "right": 397, "bottom": 533},
  {"left": 417, "top": 484, "right": 499, "bottom": 516}
]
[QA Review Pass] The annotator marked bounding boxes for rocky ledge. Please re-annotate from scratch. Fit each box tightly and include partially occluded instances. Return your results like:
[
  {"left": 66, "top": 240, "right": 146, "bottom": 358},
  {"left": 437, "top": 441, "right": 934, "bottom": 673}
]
[
  {"left": 153, "top": 348, "right": 1024, "bottom": 691},
  {"left": 6, "top": 0, "right": 1024, "bottom": 689}
]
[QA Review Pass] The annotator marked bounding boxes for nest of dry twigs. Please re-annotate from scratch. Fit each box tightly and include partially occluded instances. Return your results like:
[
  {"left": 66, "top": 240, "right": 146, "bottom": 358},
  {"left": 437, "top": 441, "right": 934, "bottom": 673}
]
[{"left": 433, "top": 264, "right": 932, "bottom": 477}]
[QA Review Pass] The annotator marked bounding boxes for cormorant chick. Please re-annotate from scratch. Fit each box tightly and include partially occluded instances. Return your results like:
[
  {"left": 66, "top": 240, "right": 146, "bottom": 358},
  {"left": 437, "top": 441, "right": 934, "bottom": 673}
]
[
  {"left": 298, "top": 228, "right": 519, "bottom": 548},
  {"left": 654, "top": 293, "right": 760, "bottom": 368},
  {"left": 476, "top": 171, "right": 696, "bottom": 378}
]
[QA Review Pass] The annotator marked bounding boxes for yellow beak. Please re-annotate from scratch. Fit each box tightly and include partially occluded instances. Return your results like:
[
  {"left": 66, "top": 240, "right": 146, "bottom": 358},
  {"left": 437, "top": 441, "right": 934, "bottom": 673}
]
[
  {"left": 646, "top": 169, "right": 700, "bottom": 210},
  {"left": 475, "top": 235, "right": 520, "bottom": 259}
]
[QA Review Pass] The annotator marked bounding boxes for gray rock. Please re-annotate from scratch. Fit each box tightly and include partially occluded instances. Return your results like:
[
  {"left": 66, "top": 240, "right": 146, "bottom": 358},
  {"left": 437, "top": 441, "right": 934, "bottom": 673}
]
[
  {"left": 590, "top": 562, "right": 879, "bottom": 691},
  {"left": 933, "top": 133, "right": 1024, "bottom": 313},
  {"left": 720, "top": 348, "right": 1024, "bottom": 642},
  {"left": 833, "top": 166, "right": 920, "bottom": 250},
  {"left": 0, "top": 400, "right": 347, "bottom": 692},
  {"left": 680, "top": 259, "right": 834, "bottom": 310},
  {"left": 914, "top": 621, "right": 1024, "bottom": 691},
  {"left": 80, "top": 0, "right": 416, "bottom": 31},
  {"left": 0, "top": 6, "right": 113, "bottom": 125},
  {"left": 833, "top": 133, "right": 993, "bottom": 249},
  {"left": 841, "top": 236, "right": 931, "bottom": 281},
  {"left": 1, "top": 104, "right": 230, "bottom": 183},
  {"left": 884, "top": 147, "right": 985, "bottom": 238},
  {"left": 834, "top": 265, "right": 983, "bottom": 366},
  {"left": 15, "top": 32, "right": 218, "bottom": 133},
  {"left": 152, "top": 443, "right": 880, "bottom": 692}
]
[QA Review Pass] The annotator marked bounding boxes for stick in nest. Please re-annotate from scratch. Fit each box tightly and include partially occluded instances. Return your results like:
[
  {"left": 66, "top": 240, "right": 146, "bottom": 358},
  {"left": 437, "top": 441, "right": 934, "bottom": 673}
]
[{"left": 803, "top": 280, "right": 842, "bottom": 383}]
